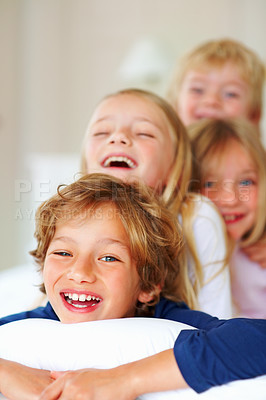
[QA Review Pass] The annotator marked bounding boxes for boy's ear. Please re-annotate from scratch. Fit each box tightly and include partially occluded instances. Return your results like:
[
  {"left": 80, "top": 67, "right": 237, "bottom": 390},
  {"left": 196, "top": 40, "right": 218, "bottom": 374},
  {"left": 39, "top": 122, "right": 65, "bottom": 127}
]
[
  {"left": 138, "top": 285, "right": 161, "bottom": 304},
  {"left": 138, "top": 291, "right": 154, "bottom": 303}
]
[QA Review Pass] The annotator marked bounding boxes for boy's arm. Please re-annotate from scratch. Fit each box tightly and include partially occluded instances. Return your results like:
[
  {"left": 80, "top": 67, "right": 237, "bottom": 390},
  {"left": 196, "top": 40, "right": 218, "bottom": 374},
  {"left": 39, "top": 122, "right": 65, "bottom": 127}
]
[
  {"left": 0, "top": 358, "right": 53, "bottom": 400},
  {"left": 39, "top": 349, "right": 187, "bottom": 400},
  {"left": 39, "top": 317, "right": 266, "bottom": 399}
]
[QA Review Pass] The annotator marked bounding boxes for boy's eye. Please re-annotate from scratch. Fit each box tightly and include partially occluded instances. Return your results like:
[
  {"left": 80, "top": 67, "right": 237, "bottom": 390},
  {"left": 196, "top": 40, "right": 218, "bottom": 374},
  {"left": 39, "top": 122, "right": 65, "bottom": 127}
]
[
  {"left": 53, "top": 251, "right": 72, "bottom": 257},
  {"left": 100, "top": 255, "right": 119, "bottom": 262}
]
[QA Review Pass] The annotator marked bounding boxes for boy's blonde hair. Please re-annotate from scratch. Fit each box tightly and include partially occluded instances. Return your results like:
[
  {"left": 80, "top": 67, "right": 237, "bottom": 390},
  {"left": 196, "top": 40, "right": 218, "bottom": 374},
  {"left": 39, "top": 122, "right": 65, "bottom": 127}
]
[
  {"left": 31, "top": 173, "right": 189, "bottom": 316},
  {"left": 167, "top": 38, "right": 265, "bottom": 122},
  {"left": 189, "top": 118, "right": 266, "bottom": 246}
]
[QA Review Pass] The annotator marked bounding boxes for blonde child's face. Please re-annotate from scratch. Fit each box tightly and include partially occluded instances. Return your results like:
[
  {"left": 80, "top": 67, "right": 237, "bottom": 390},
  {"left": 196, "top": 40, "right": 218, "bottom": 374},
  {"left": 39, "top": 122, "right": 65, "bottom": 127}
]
[
  {"left": 201, "top": 140, "right": 259, "bottom": 241},
  {"left": 177, "top": 62, "right": 253, "bottom": 126},
  {"left": 84, "top": 94, "right": 176, "bottom": 192},
  {"left": 43, "top": 204, "right": 151, "bottom": 323}
]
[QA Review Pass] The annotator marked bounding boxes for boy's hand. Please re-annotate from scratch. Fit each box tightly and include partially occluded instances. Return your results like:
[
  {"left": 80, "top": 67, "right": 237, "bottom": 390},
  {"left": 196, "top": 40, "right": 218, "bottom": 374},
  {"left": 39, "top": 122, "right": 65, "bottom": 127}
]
[
  {"left": 39, "top": 349, "right": 187, "bottom": 400},
  {"left": 243, "top": 240, "right": 266, "bottom": 269},
  {"left": 0, "top": 358, "right": 53, "bottom": 400},
  {"left": 39, "top": 368, "right": 134, "bottom": 400}
]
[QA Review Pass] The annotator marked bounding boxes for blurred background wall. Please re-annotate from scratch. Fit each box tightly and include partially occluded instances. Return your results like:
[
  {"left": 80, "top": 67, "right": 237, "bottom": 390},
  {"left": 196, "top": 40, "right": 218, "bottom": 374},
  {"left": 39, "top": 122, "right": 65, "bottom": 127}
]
[{"left": 1, "top": 0, "right": 266, "bottom": 271}]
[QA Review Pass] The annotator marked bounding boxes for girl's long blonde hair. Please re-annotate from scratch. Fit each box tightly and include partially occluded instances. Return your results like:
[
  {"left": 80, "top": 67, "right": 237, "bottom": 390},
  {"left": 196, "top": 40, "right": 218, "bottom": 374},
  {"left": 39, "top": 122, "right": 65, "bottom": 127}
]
[{"left": 81, "top": 88, "right": 227, "bottom": 309}]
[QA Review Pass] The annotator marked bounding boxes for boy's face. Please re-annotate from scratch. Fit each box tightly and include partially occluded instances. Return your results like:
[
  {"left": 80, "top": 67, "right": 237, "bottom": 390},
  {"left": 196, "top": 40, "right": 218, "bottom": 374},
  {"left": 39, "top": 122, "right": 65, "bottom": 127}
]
[
  {"left": 177, "top": 62, "right": 253, "bottom": 126},
  {"left": 84, "top": 94, "right": 176, "bottom": 192},
  {"left": 43, "top": 204, "right": 151, "bottom": 323},
  {"left": 201, "top": 140, "right": 259, "bottom": 241}
]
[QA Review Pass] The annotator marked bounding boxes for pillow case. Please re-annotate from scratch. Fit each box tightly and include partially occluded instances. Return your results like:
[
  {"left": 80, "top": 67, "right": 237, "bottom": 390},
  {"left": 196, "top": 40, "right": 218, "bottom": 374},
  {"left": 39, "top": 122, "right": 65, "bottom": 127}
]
[
  {"left": 0, "top": 317, "right": 192, "bottom": 370},
  {"left": 0, "top": 317, "right": 265, "bottom": 400}
]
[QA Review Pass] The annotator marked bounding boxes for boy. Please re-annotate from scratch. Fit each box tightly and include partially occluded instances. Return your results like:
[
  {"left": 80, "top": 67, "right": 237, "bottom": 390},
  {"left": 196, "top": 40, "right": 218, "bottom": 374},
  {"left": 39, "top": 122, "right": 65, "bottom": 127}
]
[
  {"left": 167, "top": 38, "right": 265, "bottom": 129},
  {"left": 0, "top": 173, "right": 266, "bottom": 400}
]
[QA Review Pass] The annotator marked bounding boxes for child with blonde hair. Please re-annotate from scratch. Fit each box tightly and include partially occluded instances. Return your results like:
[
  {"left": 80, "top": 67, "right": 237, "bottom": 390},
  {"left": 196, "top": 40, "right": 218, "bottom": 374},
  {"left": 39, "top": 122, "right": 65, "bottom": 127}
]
[
  {"left": 167, "top": 37, "right": 266, "bottom": 280},
  {"left": 80, "top": 88, "right": 232, "bottom": 318},
  {"left": 1, "top": 173, "right": 266, "bottom": 400},
  {"left": 189, "top": 118, "right": 266, "bottom": 318},
  {"left": 167, "top": 38, "right": 265, "bottom": 129}
]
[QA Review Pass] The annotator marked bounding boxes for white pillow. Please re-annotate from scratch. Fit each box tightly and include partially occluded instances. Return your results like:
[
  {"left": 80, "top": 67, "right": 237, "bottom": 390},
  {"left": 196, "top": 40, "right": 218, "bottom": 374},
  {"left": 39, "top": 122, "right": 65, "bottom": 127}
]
[{"left": 0, "top": 318, "right": 265, "bottom": 400}]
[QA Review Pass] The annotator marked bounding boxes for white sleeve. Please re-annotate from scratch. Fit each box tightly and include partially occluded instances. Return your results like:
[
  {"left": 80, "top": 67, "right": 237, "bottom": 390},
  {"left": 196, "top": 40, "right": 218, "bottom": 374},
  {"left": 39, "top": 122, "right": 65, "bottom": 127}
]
[{"left": 188, "top": 197, "right": 232, "bottom": 319}]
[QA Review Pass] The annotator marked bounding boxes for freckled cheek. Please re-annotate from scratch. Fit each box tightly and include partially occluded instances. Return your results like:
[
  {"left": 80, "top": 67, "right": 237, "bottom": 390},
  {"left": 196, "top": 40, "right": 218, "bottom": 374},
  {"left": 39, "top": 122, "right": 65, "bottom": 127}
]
[
  {"left": 43, "top": 262, "right": 63, "bottom": 290},
  {"left": 111, "top": 270, "right": 139, "bottom": 294},
  {"left": 43, "top": 267, "right": 53, "bottom": 291}
]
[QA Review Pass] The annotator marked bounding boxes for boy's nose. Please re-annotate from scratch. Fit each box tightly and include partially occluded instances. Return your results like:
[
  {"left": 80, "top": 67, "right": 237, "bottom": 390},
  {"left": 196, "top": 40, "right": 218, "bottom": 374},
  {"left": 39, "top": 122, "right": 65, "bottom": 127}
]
[
  {"left": 108, "top": 131, "right": 131, "bottom": 145},
  {"left": 66, "top": 261, "right": 96, "bottom": 284}
]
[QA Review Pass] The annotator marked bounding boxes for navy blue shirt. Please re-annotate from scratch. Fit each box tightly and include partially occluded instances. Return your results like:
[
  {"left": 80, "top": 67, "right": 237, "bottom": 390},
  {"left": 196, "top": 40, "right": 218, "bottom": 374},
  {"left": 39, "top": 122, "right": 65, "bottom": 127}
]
[
  {"left": 1, "top": 298, "right": 266, "bottom": 393},
  {"left": 155, "top": 297, "right": 266, "bottom": 392}
]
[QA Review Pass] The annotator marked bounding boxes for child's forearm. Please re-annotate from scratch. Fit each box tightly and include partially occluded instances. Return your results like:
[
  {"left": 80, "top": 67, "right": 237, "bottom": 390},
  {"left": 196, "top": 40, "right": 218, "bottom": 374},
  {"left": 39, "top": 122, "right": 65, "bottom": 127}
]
[
  {"left": 116, "top": 349, "right": 188, "bottom": 397},
  {"left": 0, "top": 358, "right": 9, "bottom": 394},
  {"left": 0, "top": 357, "right": 52, "bottom": 399},
  {"left": 40, "top": 350, "right": 188, "bottom": 400}
]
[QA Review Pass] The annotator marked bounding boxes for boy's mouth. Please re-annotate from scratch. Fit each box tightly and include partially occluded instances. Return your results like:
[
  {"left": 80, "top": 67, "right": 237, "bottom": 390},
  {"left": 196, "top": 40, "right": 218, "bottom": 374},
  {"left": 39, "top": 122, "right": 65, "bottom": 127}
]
[
  {"left": 102, "top": 155, "right": 137, "bottom": 169},
  {"left": 62, "top": 292, "right": 102, "bottom": 309}
]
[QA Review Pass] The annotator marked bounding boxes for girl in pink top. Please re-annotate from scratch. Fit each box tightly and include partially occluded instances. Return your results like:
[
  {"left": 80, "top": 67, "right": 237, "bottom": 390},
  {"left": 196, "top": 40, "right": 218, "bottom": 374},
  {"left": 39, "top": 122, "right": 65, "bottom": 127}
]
[{"left": 189, "top": 118, "right": 266, "bottom": 318}]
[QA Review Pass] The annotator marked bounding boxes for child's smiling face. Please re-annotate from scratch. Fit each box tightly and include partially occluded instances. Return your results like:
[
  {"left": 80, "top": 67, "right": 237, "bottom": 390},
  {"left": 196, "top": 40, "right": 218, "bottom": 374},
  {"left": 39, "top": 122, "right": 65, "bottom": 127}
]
[
  {"left": 201, "top": 139, "right": 259, "bottom": 241},
  {"left": 177, "top": 62, "right": 253, "bottom": 126},
  {"left": 84, "top": 93, "right": 176, "bottom": 192},
  {"left": 43, "top": 204, "right": 151, "bottom": 323}
]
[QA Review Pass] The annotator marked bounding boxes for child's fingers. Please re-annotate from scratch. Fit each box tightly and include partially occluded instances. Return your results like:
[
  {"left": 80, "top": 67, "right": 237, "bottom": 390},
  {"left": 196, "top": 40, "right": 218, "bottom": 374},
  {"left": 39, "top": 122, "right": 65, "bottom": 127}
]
[
  {"left": 50, "top": 370, "right": 67, "bottom": 380},
  {"left": 39, "top": 372, "right": 70, "bottom": 400}
]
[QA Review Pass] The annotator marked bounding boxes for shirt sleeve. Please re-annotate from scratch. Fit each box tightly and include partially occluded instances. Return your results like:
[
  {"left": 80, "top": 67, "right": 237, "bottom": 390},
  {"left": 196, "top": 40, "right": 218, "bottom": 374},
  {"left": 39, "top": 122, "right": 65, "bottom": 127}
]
[
  {"left": 190, "top": 197, "right": 232, "bottom": 319},
  {"left": 0, "top": 302, "right": 58, "bottom": 325},
  {"left": 174, "top": 318, "right": 266, "bottom": 393}
]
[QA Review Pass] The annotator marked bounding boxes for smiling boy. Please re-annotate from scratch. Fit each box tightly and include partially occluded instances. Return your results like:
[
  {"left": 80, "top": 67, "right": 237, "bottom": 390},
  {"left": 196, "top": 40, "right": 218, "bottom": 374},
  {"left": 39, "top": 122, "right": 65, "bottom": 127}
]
[
  {"left": 43, "top": 203, "right": 152, "bottom": 323},
  {"left": 1, "top": 173, "right": 266, "bottom": 400}
]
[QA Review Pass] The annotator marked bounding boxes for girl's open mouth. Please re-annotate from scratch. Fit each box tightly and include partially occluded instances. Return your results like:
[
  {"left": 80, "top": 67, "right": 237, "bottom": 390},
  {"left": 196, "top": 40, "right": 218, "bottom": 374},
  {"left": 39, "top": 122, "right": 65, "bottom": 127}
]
[{"left": 102, "top": 155, "right": 137, "bottom": 169}]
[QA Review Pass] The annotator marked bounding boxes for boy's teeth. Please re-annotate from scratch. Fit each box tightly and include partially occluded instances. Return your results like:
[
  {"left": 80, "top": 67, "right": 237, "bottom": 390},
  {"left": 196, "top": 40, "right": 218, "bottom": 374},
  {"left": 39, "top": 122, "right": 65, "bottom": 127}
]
[{"left": 64, "top": 293, "right": 101, "bottom": 303}]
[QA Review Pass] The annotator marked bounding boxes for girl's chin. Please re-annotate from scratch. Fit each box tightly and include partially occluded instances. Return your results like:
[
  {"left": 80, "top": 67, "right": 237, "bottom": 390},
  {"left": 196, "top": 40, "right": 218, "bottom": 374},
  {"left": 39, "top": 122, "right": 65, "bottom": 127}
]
[{"left": 227, "top": 229, "right": 243, "bottom": 242}]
